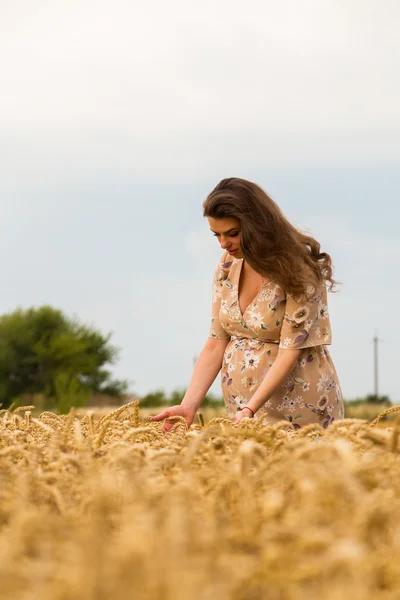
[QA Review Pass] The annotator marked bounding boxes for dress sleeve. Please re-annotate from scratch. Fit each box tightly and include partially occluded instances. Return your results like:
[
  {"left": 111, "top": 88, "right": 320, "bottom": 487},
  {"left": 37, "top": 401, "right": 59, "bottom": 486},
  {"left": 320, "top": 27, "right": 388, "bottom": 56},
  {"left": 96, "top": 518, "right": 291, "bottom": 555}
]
[
  {"left": 208, "top": 251, "right": 230, "bottom": 341},
  {"left": 279, "top": 281, "right": 332, "bottom": 350}
]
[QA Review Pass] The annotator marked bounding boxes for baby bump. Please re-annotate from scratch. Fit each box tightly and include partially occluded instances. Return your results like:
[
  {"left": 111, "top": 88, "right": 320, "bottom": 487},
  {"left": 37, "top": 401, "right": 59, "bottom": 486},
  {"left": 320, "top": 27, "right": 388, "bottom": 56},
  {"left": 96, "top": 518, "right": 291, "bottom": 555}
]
[{"left": 221, "top": 338, "right": 280, "bottom": 409}]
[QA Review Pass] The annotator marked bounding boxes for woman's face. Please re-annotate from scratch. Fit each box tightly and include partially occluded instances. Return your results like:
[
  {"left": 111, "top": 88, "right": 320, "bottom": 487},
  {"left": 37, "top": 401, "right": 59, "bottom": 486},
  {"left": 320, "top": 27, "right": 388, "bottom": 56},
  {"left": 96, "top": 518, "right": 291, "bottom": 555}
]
[{"left": 208, "top": 217, "right": 243, "bottom": 258}]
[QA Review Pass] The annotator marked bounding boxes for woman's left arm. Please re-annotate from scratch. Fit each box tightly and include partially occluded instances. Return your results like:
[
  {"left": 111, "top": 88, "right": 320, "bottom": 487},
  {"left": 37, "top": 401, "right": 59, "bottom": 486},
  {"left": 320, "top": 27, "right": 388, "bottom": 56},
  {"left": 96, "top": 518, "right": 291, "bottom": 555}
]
[{"left": 235, "top": 348, "right": 301, "bottom": 422}]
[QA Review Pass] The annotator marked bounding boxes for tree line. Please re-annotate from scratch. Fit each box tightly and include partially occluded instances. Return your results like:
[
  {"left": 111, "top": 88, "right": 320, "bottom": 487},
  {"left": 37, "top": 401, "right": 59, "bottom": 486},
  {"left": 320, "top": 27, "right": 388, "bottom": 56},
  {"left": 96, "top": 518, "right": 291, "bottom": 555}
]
[{"left": 0, "top": 306, "right": 128, "bottom": 412}]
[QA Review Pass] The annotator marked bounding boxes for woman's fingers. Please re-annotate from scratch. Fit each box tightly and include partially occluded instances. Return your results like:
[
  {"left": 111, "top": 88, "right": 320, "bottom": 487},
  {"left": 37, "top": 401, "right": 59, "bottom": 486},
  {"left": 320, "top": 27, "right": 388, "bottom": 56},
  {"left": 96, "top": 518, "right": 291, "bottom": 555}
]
[
  {"left": 151, "top": 409, "right": 170, "bottom": 422},
  {"left": 151, "top": 406, "right": 191, "bottom": 432},
  {"left": 162, "top": 421, "right": 175, "bottom": 433}
]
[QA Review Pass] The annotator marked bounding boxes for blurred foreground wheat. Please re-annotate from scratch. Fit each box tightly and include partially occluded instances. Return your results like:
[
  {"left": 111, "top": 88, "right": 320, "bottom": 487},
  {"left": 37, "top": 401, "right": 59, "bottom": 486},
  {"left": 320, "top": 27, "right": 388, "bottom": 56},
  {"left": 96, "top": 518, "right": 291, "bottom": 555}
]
[{"left": 1, "top": 401, "right": 400, "bottom": 600}]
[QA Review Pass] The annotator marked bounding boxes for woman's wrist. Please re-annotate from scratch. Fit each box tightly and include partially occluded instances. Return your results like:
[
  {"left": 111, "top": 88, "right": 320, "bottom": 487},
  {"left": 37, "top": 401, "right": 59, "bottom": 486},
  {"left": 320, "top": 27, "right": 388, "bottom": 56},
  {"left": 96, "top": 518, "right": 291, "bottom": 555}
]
[
  {"left": 246, "top": 392, "right": 269, "bottom": 415},
  {"left": 181, "top": 400, "right": 199, "bottom": 417},
  {"left": 238, "top": 406, "right": 255, "bottom": 418}
]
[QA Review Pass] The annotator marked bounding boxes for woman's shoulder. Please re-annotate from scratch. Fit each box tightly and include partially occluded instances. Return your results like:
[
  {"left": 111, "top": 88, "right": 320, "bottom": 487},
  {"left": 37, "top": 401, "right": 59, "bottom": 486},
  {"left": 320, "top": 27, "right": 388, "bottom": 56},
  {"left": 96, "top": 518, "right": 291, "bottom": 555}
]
[{"left": 289, "top": 261, "right": 326, "bottom": 302}]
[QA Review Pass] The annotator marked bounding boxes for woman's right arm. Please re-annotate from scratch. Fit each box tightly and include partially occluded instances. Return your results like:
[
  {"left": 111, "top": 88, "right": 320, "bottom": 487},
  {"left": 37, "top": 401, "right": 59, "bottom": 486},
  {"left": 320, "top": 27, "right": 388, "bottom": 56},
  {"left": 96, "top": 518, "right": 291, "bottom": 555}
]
[
  {"left": 151, "top": 337, "right": 228, "bottom": 430},
  {"left": 152, "top": 251, "right": 230, "bottom": 431}
]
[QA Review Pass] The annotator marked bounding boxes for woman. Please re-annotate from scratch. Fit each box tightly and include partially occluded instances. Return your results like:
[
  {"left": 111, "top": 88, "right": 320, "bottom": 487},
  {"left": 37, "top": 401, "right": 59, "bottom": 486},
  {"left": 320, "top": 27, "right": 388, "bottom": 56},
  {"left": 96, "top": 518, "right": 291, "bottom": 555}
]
[{"left": 152, "top": 178, "right": 344, "bottom": 431}]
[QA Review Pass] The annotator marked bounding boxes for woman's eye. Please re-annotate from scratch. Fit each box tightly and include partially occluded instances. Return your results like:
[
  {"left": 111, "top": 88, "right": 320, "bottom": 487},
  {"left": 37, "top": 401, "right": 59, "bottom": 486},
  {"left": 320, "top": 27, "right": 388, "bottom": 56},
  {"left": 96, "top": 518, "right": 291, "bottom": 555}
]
[{"left": 212, "top": 231, "right": 239, "bottom": 238}]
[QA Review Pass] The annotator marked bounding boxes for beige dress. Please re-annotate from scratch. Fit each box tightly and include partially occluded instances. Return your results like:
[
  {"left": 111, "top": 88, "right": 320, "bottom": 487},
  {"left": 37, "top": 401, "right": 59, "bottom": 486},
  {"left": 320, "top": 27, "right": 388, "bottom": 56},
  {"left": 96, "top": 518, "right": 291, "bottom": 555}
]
[{"left": 209, "top": 251, "right": 344, "bottom": 429}]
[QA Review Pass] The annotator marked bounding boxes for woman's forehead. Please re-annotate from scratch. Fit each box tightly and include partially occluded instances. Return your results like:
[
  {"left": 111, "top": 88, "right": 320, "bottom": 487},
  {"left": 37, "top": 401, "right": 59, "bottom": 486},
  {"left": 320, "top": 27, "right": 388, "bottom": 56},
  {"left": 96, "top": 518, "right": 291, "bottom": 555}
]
[{"left": 207, "top": 216, "right": 240, "bottom": 233}]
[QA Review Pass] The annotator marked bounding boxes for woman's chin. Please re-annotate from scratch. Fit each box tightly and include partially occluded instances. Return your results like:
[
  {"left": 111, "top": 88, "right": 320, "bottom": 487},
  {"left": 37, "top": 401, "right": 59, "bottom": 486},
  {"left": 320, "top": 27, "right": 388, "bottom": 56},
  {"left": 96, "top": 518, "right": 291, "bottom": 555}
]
[{"left": 228, "top": 250, "right": 243, "bottom": 259}]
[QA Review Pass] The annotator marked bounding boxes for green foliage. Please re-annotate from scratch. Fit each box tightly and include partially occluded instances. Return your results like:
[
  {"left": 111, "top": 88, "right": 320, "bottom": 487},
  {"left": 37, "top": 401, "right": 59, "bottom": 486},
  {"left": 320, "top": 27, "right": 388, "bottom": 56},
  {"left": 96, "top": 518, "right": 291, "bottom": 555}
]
[
  {"left": 345, "top": 395, "right": 392, "bottom": 406},
  {"left": 139, "top": 388, "right": 223, "bottom": 408},
  {"left": 51, "top": 372, "right": 92, "bottom": 414},
  {"left": 364, "top": 394, "right": 391, "bottom": 405},
  {"left": 169, "top": 388, "right": 187, "bottom": 405},
  {"left": 0, "top": 305, "right": 128, "bottom": 411},
  {"left": 201, "top": 392, "right": 223, "bottom": 407},
  {"left": 139, "top": 389, "right": 169, "bottom": 407}
]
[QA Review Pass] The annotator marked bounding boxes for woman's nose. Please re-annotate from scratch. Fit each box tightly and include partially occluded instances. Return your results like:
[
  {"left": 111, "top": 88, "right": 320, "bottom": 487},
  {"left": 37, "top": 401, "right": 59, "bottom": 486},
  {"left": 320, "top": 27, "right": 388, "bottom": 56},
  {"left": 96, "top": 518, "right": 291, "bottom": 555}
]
[{"left": 220, "top": 237, "right": 228, "bottom": 249}]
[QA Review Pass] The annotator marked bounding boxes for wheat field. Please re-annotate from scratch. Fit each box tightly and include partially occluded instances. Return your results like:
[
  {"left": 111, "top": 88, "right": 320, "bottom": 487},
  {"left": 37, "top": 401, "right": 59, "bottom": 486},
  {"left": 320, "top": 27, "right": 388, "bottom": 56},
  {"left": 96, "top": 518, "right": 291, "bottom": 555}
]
[{"left": 1, "top": 402, "right": 400, "bottom": 600}]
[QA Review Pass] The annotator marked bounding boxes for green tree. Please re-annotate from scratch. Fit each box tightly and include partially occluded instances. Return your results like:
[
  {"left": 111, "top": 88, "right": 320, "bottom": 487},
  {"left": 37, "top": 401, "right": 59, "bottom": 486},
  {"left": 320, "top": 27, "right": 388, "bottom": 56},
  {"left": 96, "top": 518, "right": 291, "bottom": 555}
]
[
  {"left": 0, "top": 306, "right": 128, "bottom": 411},
  {"left": 365, "top": 394, "right": 391, "bottom": 405},
  {"left": 139, "top": 389, "right": 168, "bottom": 407},
  {"left": 139, "top": 388, "right": 223, "bottom": 408}
]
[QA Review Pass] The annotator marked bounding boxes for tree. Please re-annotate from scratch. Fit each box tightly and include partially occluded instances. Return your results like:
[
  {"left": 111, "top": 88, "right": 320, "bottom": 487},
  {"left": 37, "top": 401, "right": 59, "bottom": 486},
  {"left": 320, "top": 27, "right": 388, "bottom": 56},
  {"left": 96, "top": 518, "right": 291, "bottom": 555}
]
[
  {"left": 365, "top": 394, "right": 391, "bottom": 405},
  {"left": 139, "top": 389, "right": 169, "bottom": 407},
  {"left": 0, "top": 306, "right": 129, "bottom": 411},
  {"left": 138, "top": 388, "right": 223, "bottom": 408}
]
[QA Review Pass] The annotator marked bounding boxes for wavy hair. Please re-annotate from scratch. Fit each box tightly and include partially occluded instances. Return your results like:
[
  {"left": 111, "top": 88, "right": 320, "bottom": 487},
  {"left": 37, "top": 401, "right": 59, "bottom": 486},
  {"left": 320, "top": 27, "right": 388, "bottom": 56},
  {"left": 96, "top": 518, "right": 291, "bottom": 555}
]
[{"left": 203, "top": 178, "right": 338, "bottom": 297}]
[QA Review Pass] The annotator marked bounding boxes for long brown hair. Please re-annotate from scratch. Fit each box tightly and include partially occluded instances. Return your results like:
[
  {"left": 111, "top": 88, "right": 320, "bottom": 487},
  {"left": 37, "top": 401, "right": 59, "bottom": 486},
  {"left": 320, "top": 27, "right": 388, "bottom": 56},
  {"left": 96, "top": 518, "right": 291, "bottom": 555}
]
[{"left": 203, "top": 178, "right": 338, "bottom": 297}]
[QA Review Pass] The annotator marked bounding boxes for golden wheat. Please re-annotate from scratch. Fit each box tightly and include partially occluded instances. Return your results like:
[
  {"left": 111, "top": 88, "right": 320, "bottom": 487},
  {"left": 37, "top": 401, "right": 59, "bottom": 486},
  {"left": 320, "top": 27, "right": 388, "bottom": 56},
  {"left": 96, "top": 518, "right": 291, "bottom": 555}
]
[{"left": 0, "top": 403, "right": 399, "bottom": 599}]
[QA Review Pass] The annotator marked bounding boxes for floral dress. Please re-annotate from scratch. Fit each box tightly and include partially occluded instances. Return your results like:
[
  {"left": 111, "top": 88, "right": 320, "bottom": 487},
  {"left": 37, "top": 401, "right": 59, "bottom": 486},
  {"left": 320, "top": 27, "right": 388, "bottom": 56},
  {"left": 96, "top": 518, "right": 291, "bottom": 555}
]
[{"left": 209, "top": 251, "right": 344, "bottom": 429}]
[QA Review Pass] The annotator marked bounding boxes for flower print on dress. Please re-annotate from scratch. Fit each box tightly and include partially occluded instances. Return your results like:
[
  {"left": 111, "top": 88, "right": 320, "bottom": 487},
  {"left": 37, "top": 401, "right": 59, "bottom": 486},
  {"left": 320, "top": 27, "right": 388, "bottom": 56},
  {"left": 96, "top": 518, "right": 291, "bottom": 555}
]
[
  {"left": 283, "top": 413, "right": 303, "bottom": 429},
  {"left": 227, "top": 361, "right": 236, "bottom": 374},
  {"left": 209, "top": 319, "right": 218, "bottom": 338},
  {"left": 258, "top": 287, "right": 273, "bottom": 302},
  {"left": 235, "top": 396, "right": 249, "bottom": 409},
  {"left": 228, "top": 299, "right": 242, "bottom": 321},
  {"left": 241, "top": 376, "right": 259, "bottom": 391},
  {"left": 257, "top": 400, "right": 273, "bottom": 419},
  {"left": 268, "top": 292, "right": 283, "bottom": 313},
  {"left": 240, "top": 351, "right": 261, "bottom": 371},
  {"left": 212, "top": 281, "right": 223, "bottom": 303},
  {"left": 305, "top": 400, "right": 335, "bottom": 429},
  {"left": 317, "top": 395, "right": 329, "bottom": 410},
  {"left": 220, "top": 299, "right": 230, "bottom": 316},
  {"left": 281, "top": 336, "right": 292, "bottom": 349},
  {"left": 283, "top": 371, "right": 296, "bottom": 390},
  {"left": 326, "top": 377, "right": 336, "bottom": 392},
  {"left": 227, "top": 283, "right": 238, "bottom": 304},
  {"left": 316, "top": 326, "right": 331, "bottom": 341},
  {"left": 221, "top": 368, "right": 233, "bottom": 387},
  {"left": 310, "top": 288, "right": 324, "bottom": 304},
  {"left": 246, "top": 309, "right": 265, "bottom": 329},
  {"left": 289, "top": 375, "right": 312, "bottom": 395},
  {"left": 317, "top": 373, "right": 329, "bottom": 392},
  {"left": 285, "top": 395, "right": 305, "bottom": 412},
  {"left": 318, "top": 303, "right": 329, "bottom": 320},
  {"left": 223, "top": 278, "right": 233, "bottom": 291},
  {"left": 317, "top": 373, "right": 336, "bottom": 393},
  {"left": 210, "top": 251, "right": 343, "bottom": 428},
  {"left": 292, "top": 329, "right": 310, "bottom": 346},
  {"left": 293, "top": 306, "right": 311, "bottom": 324}
]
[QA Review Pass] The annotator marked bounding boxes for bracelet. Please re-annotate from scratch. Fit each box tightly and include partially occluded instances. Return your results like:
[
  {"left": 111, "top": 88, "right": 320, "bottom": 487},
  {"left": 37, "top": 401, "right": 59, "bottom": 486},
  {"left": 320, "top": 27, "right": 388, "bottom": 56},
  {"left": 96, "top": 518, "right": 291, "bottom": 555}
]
[{"left": 238, "top": 406, "right": 255, "bottom": 418}]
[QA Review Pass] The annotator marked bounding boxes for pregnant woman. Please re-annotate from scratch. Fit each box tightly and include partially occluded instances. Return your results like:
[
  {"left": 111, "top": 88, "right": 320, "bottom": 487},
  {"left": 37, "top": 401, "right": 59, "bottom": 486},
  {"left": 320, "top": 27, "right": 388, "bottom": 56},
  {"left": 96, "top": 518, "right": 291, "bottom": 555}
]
[{"left": 152, "top": 178, "right": 344, "bottom": 431}]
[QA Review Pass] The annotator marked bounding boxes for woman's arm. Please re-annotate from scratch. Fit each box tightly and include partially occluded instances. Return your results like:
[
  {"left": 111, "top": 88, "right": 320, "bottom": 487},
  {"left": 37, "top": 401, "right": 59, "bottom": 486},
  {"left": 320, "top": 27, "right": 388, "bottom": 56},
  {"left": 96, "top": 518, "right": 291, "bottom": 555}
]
[
  {"left": 239, "top": 348, "right": 301, "bottom": 419},
  {"left": 181, "top": 337, "right": 229, "bottom": 414},
  {"left": 152, "top": 337, "right": 229, "bottom": 429}
]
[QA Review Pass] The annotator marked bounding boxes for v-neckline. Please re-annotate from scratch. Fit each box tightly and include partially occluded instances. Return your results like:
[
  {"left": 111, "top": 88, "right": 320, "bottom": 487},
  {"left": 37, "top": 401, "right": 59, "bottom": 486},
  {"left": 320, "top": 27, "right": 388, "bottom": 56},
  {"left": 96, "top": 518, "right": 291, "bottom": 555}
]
[{"left": 236, "top": 259, "right": 265, "bottom": 320}]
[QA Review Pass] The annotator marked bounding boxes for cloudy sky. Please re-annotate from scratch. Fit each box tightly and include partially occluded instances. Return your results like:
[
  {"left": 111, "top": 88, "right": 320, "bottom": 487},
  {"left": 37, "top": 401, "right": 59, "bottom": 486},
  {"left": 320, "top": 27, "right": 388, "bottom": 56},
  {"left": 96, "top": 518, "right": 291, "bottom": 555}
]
[{"left": 1, "top": 0, "right": 399, "bottom": 401}]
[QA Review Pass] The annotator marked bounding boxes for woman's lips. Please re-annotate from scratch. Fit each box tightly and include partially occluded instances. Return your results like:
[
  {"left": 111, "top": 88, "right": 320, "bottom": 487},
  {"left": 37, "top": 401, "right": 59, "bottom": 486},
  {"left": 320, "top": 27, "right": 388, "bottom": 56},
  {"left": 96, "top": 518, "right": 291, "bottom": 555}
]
[{"left": 228, "top": 249, "right": 237, "bottom": 254}]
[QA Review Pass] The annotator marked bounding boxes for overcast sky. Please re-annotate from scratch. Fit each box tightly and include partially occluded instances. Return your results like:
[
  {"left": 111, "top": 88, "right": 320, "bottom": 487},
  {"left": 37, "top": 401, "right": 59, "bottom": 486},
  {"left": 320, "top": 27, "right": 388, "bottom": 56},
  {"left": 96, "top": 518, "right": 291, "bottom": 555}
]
[{"left": 1, "top": 0, "right": 399, "bottom": 401}]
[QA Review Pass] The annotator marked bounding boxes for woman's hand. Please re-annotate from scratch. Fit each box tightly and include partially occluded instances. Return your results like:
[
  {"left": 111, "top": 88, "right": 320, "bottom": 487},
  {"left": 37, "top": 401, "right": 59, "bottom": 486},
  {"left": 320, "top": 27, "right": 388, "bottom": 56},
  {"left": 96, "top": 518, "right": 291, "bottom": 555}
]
[
  {"left": 234, "top": 407, "right": 254, "bottom": 425},
  {"left": 151, "top": 405, "right": 196, "bottom": 433}
]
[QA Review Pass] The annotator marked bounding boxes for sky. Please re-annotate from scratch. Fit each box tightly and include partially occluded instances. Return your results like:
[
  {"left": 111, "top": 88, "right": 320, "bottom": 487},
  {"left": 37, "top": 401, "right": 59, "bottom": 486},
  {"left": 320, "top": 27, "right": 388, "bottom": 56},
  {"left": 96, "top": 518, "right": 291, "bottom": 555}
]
[{"left": 0, "top": 0, "right": 399, "bottom": 401}]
